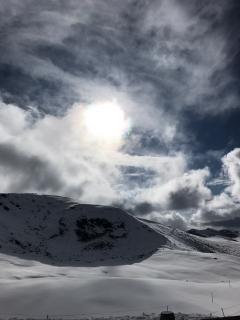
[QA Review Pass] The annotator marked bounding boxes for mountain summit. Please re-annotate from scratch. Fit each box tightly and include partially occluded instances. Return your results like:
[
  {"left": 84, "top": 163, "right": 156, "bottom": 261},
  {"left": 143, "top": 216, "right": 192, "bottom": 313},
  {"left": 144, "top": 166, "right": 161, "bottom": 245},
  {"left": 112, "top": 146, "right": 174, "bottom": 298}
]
[{"left": 0, "top": 193, "right": 168, "bottom": 266}]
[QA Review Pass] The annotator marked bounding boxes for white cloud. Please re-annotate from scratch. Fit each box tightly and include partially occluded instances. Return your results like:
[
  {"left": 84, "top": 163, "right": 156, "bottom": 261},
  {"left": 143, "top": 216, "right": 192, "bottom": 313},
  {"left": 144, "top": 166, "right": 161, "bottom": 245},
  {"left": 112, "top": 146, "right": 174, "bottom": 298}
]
[
  {"left": 135, "top": 168, "right": 211, "bottom": 211},
  {"left": 1, "top": 100, "right": 240, "bottom": 229},
  {"left": 0, "top": 100, "right": 188, "bottom": 206},
  {"left": 222, "top": 148, "right": 240, "bottom": 200},
  {"left": 190, "top": 149, "right": 240, "bottom": 228},
  {"left": 0, "top": 101, "right": 120, "bottom": 203},
  {"left": 191, "top": 192, "right": 240, "bottom": 229},
  {"left": 147, "top": 211, "right": 188, "bottom": 230},
  {"left": 1, "top": 1, "right": 239, "bottom": 230}
]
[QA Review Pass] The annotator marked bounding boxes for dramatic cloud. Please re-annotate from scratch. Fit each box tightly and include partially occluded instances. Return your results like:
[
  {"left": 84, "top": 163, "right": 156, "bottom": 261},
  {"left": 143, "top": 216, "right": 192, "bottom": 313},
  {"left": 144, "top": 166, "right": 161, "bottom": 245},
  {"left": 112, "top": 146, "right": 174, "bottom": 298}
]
[
  {"left": 1, "top": 0, "right": 239, "bottom": 140},
  {"left": 0, "top": 100, "right": 187, "bottom": 206},
  {"left": 1, "top": 1, "right": 240, "bottom": 229},
  {"left": 0, "top": 100, "right": 120, "bottom": 203},
  {"left": 190, "top": 149, "right": 240, "bottom": 229},
  {"left": 147, "top": 211, "right": 188, "bottom": 230},
  {"left": 142, "top": 0, "right": 237, "bottom": 115},
  {"left": 135, "top": 168, "right": 211, "bottom": 211},
  {"left": 0, "top": 142, "right": 63, "bottom": 193},
  {"left": 191, "top": 192, "right": 240, "bottom": 229},
  {"left": 222, "top": 148, "right": 240, "bottom": 199}
]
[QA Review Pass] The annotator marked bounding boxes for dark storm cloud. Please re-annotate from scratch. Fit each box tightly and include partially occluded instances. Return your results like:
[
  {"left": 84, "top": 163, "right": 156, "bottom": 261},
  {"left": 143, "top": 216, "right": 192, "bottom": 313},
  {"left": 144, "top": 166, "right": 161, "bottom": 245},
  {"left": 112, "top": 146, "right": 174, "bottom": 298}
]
[
  {"left": 0, "top": 143, "right": 64, "bottom": 192},
  {"left": 131, "top": 182, "right": 208, "bottom": 214},
  {"left": 132, "top": 201, "right": 155, "bottom": 215},
  {"left": 128, "top": 201, "right": 188, "bottom": 230},
  {"left": 167, "top": 186, "right": 206, "bottom": 210},
  {"left": 192, "top": 204, "right": 240, "bottom": 229},
  {"left": 0, "top": 64, "right": 75, "bottom": 113},
  {"left": 205, "top": 217, "right": 240, "bottom": 229}
]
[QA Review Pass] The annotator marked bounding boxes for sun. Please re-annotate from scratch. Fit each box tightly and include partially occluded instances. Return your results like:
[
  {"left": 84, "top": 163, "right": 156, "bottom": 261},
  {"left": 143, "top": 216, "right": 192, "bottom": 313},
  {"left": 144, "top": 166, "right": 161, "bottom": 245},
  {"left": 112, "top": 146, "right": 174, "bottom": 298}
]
[{"left": 83, "top": 101, "right": 130, "bottom": 146}]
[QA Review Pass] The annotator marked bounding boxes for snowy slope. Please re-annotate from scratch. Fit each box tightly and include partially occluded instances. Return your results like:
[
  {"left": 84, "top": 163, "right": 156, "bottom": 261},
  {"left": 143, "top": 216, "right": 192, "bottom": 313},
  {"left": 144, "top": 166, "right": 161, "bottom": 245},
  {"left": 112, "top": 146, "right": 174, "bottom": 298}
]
[
  {"left": 0, "top": 193, "right": 240, "bottom": 267},
  {"left": 0, "top": 193, "right": 168, "bottom": 266},
  {"left": 140, "top": 218, "right": 240, "bottom": 257},
  {"left": 0, "top": 250, "right": 240, "bottom": 317},
  {"left": 0, "top": 194, "right": 240, "bottom": 316}
]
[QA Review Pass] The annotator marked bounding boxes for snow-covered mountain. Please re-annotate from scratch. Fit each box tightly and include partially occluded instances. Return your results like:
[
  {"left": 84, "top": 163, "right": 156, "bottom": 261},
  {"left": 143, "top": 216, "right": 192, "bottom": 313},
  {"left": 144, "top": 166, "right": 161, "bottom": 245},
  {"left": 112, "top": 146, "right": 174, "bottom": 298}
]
[
  {"left": 187, "top": 228, "right": 239, "bottom": 239},
  {"left": 140, "top": 218, "right": 240, "bottom": 257},
  {"left": 0, "top": 193, "right": 240, "bottom": 267},
  {"left": 0, "top": 193, "right": 168, "bottom": 266}
]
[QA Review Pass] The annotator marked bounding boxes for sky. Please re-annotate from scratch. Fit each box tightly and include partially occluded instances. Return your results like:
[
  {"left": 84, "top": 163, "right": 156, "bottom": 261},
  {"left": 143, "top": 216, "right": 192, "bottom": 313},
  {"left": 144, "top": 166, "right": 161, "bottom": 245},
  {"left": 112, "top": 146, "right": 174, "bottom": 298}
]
[{"left": 0, "top": 0, "right": 240, "bottom": 230}]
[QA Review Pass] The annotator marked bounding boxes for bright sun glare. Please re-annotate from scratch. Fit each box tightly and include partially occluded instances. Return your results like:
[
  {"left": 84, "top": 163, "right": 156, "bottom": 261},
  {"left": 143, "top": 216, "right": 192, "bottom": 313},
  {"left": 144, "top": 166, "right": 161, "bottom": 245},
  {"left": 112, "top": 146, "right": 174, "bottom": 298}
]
[{"left": 83, "top": 101, "right": 130, "bottom": 145}]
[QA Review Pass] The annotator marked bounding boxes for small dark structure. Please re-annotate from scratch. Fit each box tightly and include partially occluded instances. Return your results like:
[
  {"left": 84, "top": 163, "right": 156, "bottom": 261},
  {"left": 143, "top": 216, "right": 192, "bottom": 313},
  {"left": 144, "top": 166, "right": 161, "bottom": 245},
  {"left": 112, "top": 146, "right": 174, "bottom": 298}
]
[{"left": 160, "top": 311, "right": 175, "bottom": 320}]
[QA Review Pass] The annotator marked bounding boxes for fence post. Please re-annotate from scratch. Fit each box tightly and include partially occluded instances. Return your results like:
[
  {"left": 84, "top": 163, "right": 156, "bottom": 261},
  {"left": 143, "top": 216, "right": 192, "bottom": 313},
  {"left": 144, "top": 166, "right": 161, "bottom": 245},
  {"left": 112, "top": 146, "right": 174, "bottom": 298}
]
[{"left": 221, "top": 308, "right": 225, "bottom": 317}]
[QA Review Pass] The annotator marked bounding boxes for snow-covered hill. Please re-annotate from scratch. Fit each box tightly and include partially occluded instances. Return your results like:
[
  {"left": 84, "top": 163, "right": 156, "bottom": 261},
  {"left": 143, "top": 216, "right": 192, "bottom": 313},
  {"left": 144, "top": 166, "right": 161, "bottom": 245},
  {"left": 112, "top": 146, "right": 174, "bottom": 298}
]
[
  {"left": 187, "top": 228, "right": 239, "bottom": 239},
  {"left": 0, "top": 194, "right": 240, "bottom": 316},
  {"left": 0, "top": 193, "right": 168, "bottom": 266},
  {"left": 0, "top": 193, "right": 240, "bottom": 267},
  {"left": 140, "top": 218, "right": 240, "bottom": 257}
]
